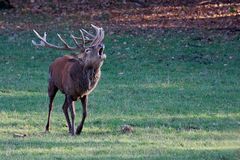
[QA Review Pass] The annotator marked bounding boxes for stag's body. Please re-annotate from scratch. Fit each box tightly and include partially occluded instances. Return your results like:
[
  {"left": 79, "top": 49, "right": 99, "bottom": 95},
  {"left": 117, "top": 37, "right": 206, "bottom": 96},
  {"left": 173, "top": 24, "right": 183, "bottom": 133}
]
[
  {"left": 49, "top": 54, "right": 101, "bottom": 99},
  {"left": 32, "top": 25, "right": 106, "bottom": 135}
]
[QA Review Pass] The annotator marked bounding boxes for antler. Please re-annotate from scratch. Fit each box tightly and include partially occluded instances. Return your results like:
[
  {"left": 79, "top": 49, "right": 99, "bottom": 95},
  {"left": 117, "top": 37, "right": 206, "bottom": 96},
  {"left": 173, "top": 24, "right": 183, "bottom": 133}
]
[
  {"left": 70, "top": 24, "right": 104, "bottom": 47},
  {"left": 32, "top": 30, "right": 85, "bottom": 51},
  {"left": 90, "top": 24, "right": 104, "bottom": 47},
  {"left": 32, "top": 24, "right": 104, "bottom": 51}
]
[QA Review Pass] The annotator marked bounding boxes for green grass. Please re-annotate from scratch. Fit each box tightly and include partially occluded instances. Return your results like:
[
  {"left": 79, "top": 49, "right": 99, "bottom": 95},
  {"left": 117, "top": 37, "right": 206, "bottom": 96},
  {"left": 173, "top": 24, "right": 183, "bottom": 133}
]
[{"left": 0, "top": 29, "right": 239, "bottom": 159}]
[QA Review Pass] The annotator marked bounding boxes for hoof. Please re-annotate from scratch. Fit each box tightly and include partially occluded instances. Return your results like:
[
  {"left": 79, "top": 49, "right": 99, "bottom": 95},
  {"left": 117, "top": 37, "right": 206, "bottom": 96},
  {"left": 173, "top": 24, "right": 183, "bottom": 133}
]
[
  {"left": 45, "top": 130, "right": 50, "bottom": 134},
  {"left": 69, "top": 131, "right": 75, "bottom": 136},
  {"left": 75, "top": 130, "right": 82, "bottom": 135},
  {"left": 69, "top": 128, "right": 75, "bottom": 136}
]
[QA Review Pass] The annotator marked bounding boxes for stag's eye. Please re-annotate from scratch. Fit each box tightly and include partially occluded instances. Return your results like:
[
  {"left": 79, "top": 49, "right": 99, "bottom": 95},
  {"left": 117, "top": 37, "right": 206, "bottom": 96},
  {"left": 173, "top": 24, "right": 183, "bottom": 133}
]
[
  {"left": 85, "top": 48, "right": 91, "bottom": 54},
  {"left": 99, "top": 48, "right": 103, "bottom": 56}
]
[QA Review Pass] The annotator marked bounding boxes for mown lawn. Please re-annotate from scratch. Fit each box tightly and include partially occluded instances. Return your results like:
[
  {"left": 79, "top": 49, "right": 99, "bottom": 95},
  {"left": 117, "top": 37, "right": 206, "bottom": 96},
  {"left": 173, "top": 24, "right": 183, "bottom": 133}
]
[{"left": 0, "top": 29, "right": 239, "bottom": 159}]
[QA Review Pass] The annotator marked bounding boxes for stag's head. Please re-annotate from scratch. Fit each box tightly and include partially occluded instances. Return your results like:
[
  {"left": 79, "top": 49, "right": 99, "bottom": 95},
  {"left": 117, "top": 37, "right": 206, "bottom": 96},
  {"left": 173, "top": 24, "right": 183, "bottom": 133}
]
[
  {"left": 32, "top": 24, "right": 106, "bottom": 67},
  {"left": 82, "top": 25, "right": 106, "bottom": 67}
]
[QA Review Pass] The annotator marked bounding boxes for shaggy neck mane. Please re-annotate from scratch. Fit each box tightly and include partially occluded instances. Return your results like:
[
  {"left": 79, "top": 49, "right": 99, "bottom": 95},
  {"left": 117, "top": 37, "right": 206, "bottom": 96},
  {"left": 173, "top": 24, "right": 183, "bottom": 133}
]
[
  {"left": 68, "top": 54, "right": 101, "bottom": 92},
  {"left": 75, "top": 53, "right": 102, "bottom": 70}
]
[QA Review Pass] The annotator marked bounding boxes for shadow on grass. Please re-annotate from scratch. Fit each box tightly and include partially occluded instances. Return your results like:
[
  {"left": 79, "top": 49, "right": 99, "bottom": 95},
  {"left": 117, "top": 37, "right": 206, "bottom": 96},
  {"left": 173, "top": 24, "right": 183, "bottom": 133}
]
[{"left": 0, "top": 137, "right": 239, "bottom": 160}]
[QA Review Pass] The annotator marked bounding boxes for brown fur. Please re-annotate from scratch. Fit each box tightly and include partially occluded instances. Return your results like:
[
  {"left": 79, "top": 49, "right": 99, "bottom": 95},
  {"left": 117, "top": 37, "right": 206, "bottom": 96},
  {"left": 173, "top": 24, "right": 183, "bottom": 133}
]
[{"left": 49, "top": 54, "right": 101, "bottom": 99}]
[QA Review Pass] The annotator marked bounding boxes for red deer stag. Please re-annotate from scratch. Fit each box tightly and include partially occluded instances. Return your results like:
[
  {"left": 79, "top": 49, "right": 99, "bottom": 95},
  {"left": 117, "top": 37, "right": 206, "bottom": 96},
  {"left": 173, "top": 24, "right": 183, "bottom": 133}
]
[{"left": 32, "top": 25, "right": 106, "bottom": 135}]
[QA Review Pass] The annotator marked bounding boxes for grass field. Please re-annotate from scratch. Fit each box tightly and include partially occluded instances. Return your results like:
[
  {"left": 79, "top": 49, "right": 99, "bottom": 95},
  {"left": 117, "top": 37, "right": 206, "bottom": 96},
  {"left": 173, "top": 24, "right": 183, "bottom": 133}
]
[{"left": 0, "top": 29, "right": 239, "bottom": 159}]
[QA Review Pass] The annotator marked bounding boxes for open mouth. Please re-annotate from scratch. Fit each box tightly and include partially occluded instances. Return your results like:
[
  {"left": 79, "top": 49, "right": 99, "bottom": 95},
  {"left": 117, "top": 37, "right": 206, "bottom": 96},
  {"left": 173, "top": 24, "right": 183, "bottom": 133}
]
[{"left": 99, "top": 48, "right": 103, "bottom": 56}]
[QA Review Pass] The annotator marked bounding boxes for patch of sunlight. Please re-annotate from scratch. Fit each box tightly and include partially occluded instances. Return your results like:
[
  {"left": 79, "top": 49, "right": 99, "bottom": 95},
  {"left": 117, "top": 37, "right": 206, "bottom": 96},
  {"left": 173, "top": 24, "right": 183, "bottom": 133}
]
[
  {"left": 0, "top": 112, "right": 46, "bottom": 124},
  {"left": 0, "top": 111, "right": 200, "bottom": 121},
  {"left": 109, "top": 82, "right": 181, "bottom": 89},
  {"left": 179, "top": 130, "right": 240, "bottom": 140},
  {"left": 0, "top": 144, "right": 158, "bottom": 155},
  {"left": 141, "top": 82, "right": 180, "bottom": 89},
  {"left": 0, "top": 90, "right": 45, "bottom": 97},
  {"left": 0, "top": 126, "right": 40, "bottom": 134},
  {"left": 84, "top": 126, "right": 112, "bottom": 134},
  {"left": 1, "top": 140, "right": 239, "bottom": 156},
  {"left": 92, "top": 112, "right": 240, "bottom": 121},
  {"left": 175, "top": 145, "right": 240, "bottom": 151},
  {"left": 117, "top": 84, "right": 130, "bottom": 88}
]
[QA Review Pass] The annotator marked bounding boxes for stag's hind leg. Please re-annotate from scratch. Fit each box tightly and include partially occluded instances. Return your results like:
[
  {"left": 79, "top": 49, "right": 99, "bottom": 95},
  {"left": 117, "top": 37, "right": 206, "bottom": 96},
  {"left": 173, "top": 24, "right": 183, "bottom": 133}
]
[{"left": 46, "top": 82, "right": 58, "bottom": 132}]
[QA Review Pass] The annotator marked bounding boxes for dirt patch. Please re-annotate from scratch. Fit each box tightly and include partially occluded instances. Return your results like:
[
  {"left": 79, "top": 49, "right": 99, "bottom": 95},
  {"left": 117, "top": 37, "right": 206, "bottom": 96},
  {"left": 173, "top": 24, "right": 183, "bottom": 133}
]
[{"left": 0, "top": 1, "right": 240, "bottom": 33}]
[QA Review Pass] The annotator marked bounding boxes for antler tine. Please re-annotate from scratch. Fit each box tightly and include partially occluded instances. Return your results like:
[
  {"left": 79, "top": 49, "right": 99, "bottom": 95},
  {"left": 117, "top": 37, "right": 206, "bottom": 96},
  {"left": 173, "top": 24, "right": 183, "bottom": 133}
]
[
  {"left": 97, "top": 28, "right": 104, "bottom": 45},
  {"left": 70, "top": 28, "right": 98, "bottom": 50},
  {"left": 79, "top": 29, "right": 86, "bottom": 48},
  {"left": 32, "top": 30, "right": 45, "bottom": 47},
  {"left": 43, "top": 32, "right": 47, "bottom": 40},
  {"left": 94, "top": 29, "right": 102, "bottom": 46},
  {"left": 81, "top": 28, "right": 94, "bottom": 38},
  {"left": 57, "top": 33, "right": 72, "bottom": 48},
  {"left": 91, "top": 24, "right": 99, "bottom": 30},
  {"left": 70, "top": 34, "right": 81, "bottom": 48},
  {"left": 70, "top": 32, "right": 92, "bottom": 44}
]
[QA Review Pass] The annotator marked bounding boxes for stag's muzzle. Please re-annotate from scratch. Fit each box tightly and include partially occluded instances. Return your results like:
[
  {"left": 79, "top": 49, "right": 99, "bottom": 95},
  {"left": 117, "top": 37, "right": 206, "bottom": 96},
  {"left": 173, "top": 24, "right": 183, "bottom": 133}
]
[{"left": 101, "top": 54, "right": 107, "bottom": 60}]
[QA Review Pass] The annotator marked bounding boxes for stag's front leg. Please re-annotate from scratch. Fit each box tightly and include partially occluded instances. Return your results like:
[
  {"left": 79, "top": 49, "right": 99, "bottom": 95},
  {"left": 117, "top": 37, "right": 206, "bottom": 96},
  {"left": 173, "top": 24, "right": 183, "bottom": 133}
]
[
  {"left": 69, "top": 100, "right": 76, "bottom": 136},
  {"left": 62, "top": 95, "right": 72, "bottom": 133},
  {"left": 76, "top": 95, "right": 88, "bottom": 135}
]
